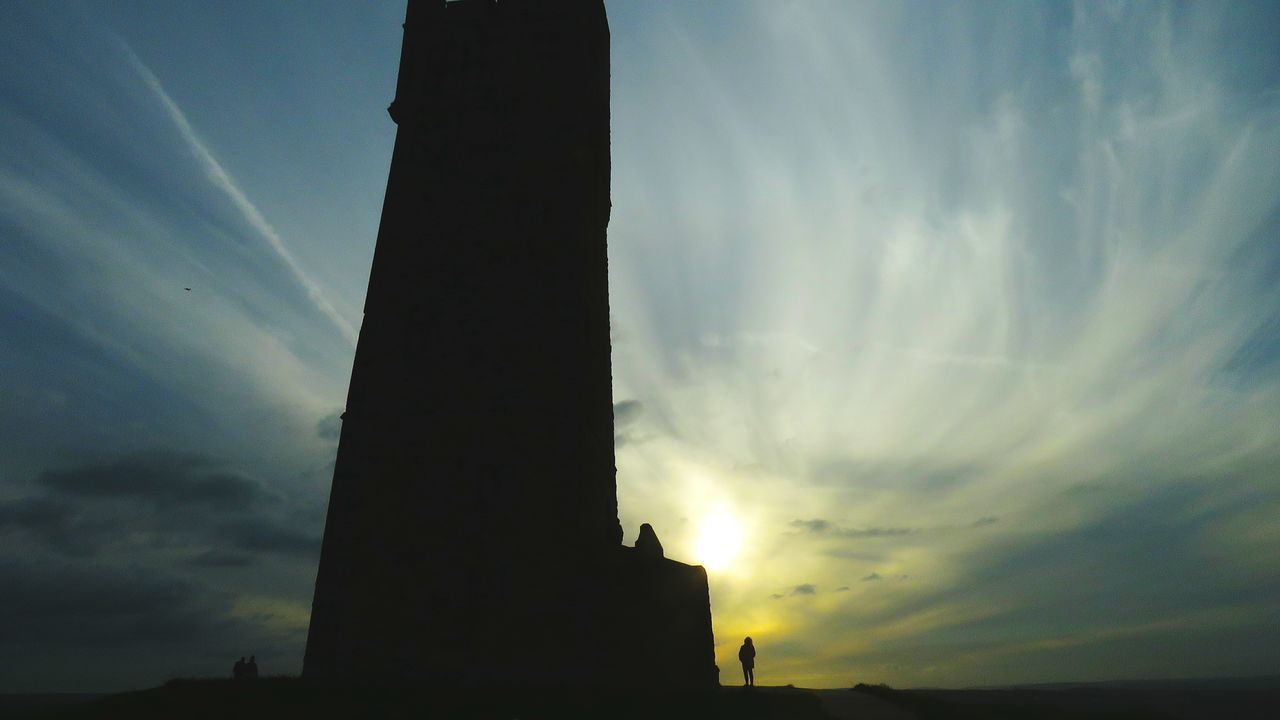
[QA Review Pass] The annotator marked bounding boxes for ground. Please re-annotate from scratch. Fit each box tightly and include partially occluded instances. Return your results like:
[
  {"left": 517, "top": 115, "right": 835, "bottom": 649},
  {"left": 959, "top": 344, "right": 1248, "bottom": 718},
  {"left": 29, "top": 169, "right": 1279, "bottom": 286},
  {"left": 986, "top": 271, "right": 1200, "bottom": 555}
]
[{"left": 5, "top": 678, "right": 1278, "bottom": 719}]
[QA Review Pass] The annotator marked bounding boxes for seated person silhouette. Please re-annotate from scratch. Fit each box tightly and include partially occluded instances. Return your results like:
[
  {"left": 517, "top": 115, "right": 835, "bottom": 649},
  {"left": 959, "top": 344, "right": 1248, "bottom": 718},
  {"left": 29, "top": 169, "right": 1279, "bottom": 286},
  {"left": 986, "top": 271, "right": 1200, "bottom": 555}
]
[{"left": 738, "top": 637, "right": 755, "bottom": 687}]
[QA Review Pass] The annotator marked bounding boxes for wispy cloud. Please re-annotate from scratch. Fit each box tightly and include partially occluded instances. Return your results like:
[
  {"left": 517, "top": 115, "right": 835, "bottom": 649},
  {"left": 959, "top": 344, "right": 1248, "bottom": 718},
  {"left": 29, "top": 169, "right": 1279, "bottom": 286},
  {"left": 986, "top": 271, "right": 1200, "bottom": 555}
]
[
  {"left": 116, "top": 38, "right": 358, "bottom": 346},
  {"left": 610, "top": 0, "right": 1280, "bottom": 687}
]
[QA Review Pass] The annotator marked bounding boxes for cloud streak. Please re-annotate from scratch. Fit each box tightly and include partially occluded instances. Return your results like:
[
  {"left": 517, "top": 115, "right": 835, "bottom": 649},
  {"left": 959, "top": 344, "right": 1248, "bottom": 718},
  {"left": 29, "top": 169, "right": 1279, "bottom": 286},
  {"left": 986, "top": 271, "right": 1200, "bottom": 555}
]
[{"left": 116, "top": 39, "right": 358, "bottom": 346}]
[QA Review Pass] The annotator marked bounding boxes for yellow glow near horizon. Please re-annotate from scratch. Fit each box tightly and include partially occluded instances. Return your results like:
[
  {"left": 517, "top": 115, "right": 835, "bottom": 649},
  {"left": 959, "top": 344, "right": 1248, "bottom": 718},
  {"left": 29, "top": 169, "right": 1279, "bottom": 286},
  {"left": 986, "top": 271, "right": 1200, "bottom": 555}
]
[{"left": 694, "top": 504, "right": 743, "bottom": 572}]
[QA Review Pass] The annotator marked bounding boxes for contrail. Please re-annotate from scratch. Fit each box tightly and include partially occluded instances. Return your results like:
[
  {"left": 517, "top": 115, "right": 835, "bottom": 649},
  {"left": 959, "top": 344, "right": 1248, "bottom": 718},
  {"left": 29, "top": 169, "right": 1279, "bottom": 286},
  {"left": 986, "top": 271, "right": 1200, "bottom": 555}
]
[{"left": 117, "top": 39, "right": 359, "bottom": 346}]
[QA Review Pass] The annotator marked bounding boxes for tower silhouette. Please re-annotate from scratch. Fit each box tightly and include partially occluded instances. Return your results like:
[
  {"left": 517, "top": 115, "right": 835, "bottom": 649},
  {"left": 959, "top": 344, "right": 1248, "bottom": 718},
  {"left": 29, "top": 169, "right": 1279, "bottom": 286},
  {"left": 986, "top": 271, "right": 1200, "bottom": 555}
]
[{"left": 304, "top": 0, "right": 715, "bottom": 688}]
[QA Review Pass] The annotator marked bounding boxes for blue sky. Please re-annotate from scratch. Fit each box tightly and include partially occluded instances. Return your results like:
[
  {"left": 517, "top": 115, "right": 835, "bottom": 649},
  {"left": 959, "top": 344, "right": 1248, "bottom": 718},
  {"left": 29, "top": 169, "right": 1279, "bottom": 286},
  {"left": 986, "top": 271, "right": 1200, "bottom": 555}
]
[{"left": 2, "top": 0, "right": 1279, "bottom": 692}]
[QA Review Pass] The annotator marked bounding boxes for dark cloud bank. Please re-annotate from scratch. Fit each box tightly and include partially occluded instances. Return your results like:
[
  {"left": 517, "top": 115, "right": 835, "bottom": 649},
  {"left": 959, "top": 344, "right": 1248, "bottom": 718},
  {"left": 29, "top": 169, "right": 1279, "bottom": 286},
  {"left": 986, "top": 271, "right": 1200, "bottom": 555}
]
[
  {"left": 613, "top": 399, "right": 643, "bottom": 448},
  {"left": 0, "top": 452, "right": 318, "bottom": 561},
  {"left": 789, "top": 518, "right": 915, "bottom": 537},
  {"left": 0, "top": 451, "right": 321, "bottom": 691},
  {"left": 789, "top": 516, "right": 999, "bottom": 538}
]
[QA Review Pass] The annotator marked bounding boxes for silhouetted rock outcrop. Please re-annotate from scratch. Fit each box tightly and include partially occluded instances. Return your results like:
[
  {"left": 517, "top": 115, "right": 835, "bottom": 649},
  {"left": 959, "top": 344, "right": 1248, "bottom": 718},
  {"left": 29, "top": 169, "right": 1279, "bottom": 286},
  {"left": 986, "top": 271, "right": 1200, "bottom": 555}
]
[{"left": 636, "top": 523, "right": 664, "bottom": 559}]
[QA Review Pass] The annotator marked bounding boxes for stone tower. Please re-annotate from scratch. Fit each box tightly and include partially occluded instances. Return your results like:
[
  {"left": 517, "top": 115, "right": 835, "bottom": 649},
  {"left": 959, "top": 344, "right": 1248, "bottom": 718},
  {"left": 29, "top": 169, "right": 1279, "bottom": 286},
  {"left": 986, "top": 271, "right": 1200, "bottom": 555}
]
[{"left": 304, "top": 0, "right": 716, "bottom": 688}]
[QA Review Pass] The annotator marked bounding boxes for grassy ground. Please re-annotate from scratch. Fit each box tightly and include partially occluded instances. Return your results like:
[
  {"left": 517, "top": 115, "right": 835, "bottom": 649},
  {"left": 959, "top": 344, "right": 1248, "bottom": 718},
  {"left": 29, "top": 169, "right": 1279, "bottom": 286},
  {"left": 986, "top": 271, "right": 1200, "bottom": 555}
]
[
  {"left": 12, "top": 679, "right": 1279, "bottom": 719},
  {"left": 12, "top": 679, "right": 835, "bottom": 720}
]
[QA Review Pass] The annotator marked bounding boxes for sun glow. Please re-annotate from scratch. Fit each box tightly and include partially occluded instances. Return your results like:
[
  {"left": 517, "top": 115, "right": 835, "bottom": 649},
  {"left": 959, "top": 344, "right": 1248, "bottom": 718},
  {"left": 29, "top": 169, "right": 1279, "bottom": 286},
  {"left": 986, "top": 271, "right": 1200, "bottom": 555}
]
[{"left": 694, "top": 505, "right": 744, "bottom": 572}]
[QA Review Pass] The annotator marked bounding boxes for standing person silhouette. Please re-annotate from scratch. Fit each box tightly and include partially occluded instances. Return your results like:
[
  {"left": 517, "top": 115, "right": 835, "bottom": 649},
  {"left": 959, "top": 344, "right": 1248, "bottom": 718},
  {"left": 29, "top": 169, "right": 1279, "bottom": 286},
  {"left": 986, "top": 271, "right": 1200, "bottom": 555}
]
[{"left": 738, "top": 636, "right": 756, "bottom": 687}]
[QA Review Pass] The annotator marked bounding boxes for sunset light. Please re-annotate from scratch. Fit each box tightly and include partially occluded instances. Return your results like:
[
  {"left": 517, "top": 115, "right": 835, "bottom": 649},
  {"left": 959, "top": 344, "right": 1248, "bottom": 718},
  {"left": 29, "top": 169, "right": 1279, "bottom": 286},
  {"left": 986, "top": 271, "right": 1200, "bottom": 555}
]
[{"left": 694, "top": 505, "right": 744, "bottom": 572}]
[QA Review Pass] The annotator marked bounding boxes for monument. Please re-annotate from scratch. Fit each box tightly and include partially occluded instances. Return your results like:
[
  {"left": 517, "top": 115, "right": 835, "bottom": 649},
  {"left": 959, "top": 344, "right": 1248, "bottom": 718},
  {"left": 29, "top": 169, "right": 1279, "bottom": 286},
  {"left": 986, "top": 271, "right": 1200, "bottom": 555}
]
[{"left": 304, "top": 0, "right": 717, "bottom": 689}]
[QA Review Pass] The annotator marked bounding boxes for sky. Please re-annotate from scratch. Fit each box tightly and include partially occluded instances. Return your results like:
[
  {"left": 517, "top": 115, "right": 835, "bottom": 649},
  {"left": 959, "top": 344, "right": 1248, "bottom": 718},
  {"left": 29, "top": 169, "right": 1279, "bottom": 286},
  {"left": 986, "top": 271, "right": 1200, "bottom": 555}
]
[{"left": 2, "top": 0, "right": 1279, "bottom": 693}]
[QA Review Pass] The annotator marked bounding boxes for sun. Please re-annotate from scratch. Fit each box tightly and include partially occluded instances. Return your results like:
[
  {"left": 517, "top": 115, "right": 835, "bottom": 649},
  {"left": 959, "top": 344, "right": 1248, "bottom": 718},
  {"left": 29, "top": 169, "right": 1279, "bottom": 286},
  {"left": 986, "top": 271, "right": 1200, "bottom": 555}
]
[{"left": 694, "top": 505, "right": 743, "bottom": 572}]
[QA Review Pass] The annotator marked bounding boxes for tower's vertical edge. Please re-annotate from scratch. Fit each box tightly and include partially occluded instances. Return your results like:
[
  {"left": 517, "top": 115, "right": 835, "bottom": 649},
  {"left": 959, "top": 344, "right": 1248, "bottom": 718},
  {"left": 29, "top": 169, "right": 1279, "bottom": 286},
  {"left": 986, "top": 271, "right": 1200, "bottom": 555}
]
[{"left": 304, "top": 0, "right": 617, "bottom": 683}]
